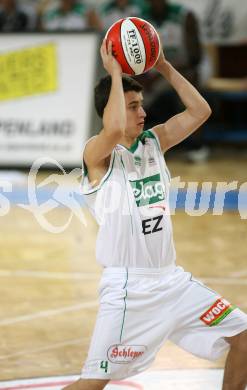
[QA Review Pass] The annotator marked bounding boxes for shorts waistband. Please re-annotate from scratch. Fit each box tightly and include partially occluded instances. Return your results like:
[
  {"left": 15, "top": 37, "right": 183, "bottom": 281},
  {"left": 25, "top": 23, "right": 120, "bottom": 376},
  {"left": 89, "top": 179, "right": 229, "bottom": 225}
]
[{"left": 102, "top": 264, "right": 176, "bottom": 277}]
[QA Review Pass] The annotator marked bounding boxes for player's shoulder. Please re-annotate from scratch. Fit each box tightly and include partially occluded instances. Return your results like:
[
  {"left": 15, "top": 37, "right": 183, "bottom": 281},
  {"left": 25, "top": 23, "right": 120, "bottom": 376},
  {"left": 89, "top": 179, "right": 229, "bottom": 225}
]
[
  {"left": 83, "top": 135, "right": 97, "bottom": 148},
  {"left": 141, "top": 129, "right": 159, "bottom": 144},
  {"left": 138, "top": 129, "right": 162, "bottom": 153},
  {"left": 140, "top": 129, "right": 156, "bottom": 140}
]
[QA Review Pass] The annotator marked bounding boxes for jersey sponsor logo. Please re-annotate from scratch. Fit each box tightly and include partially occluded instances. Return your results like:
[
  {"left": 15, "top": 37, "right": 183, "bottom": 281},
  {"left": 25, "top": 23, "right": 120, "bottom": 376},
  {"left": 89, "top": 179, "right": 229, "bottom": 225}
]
[
  {"left": 142, "top": 215, "right": 163, "bottom": 235},
  {"left": 107, "top": 344, "right": 146, "bottom": 364},
  {"left": 130, "top": 173, "right": 165, "bottom": 207},
  {"left": 200, "top": 298, "right": 235, "bottom": 326}
]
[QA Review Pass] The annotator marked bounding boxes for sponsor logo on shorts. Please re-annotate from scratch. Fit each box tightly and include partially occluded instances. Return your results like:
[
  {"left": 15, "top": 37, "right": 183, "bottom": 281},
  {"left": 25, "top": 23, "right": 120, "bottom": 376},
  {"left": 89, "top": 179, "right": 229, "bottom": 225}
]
[
  {"left": 107, "top": 344, "right": 146, "bottom": 364},
  {"left": 200, "top": 298, "right": 236, "bottom": 326}
]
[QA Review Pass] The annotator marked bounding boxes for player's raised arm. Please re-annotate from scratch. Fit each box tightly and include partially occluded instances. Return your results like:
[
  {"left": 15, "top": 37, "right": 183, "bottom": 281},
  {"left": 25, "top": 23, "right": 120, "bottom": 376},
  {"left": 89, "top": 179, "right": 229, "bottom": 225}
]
[
  {"left": 152, "top": 50, "right": 212, "bottom": 152},
  {"left": 83, "top": 39, "right": 125, "bottom": 168}
]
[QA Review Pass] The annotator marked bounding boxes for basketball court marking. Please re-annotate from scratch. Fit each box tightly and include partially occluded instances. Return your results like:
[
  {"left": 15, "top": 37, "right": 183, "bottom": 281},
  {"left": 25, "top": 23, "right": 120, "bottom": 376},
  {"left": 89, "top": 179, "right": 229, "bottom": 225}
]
[
  {"left": 230, "top": 270, "right": 247, "bottom": 277},
  {"left": 0, "top": 376, "right": 143, "bottom": 390},
  {"left": 201, "top": 278, "right": 247, "bottom": 285},
  {"left": 0, "top": 369, "right": 225, "bottom": 390},
  {"left": 0, "top": 301, "right": 98, "bottom": 326},
  {"left": 0, "top": 269, "right": 100, "bottom": 280},
  {"left": 0, "top": 337, "right": 88, "bottom": 361},
  {"left": 0, "top": 269, "right": 247, "bottom": 284}
]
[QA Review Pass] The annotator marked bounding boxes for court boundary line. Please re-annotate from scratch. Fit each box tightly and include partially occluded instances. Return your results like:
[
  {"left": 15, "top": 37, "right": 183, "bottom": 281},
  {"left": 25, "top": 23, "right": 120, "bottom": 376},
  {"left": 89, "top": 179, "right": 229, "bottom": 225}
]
[
  {"left": 0, "top": 301, "right": 98, "bottom": 326},
  {"left": 0, "top": 369, "right": 225, "bottom": 389},
  {"left": 0, "top": 377, "right": 143, "bottom": 390},
  {"left": 0, "top": 269, "right": 100, "bottom": 280},
  {"left": 0, "top": 269, "right": 247, "bottom": 284},
  {"left": 0, "top": 337, "right": 88, "bottom": 361}
]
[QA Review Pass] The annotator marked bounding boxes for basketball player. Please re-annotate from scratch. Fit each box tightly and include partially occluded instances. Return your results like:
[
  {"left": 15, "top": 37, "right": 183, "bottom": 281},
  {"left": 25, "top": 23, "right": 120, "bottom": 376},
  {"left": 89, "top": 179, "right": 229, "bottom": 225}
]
[{"left": 64, "top": 40, "right": 247, "bottom": 390}]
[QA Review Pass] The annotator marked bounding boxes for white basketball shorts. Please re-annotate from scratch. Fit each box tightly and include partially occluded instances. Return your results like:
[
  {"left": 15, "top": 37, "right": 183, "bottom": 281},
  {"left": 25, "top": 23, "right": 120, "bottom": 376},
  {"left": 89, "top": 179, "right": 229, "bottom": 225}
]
[{"left": 81, "top": 265, "right": 247, "bottom": 380}]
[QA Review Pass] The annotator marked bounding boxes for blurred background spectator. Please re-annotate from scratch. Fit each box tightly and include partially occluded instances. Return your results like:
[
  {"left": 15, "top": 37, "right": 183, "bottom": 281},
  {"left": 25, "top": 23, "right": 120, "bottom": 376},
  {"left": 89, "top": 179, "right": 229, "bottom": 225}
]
[
  {"left": 0, "top": 0, "right": 245, "bottom": 160},
  {"left": 39, "top": 0, "right": 102, "bottom": 31},
  {"left": 17, "top": 0, "right": 39, "bottom": 30},
  {"left": 142, "top": 0, "right": 201, "bottom": 83},
  {"left": 0, "top": 0, "right": 30, "bottom": 31},
  {"left": 136, "top": 0, "right": 209, "bottom": 162},
  {"left": 99, "top": 0, "right": 143, "bottom": 32}
]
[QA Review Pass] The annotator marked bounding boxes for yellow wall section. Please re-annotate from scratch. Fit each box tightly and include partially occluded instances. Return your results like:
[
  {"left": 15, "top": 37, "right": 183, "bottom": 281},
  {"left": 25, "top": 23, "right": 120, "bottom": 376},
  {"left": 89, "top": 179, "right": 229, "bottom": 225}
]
[{"left": 0, "top": 43, "right": 58, "bottom": 101}]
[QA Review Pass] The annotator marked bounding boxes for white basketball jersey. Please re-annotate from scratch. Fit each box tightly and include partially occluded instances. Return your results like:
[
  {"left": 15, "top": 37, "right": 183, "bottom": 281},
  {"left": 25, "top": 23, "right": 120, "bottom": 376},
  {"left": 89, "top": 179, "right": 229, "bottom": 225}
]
[{"left": 81, "top": 129, "right": 176, "bottom": 268}]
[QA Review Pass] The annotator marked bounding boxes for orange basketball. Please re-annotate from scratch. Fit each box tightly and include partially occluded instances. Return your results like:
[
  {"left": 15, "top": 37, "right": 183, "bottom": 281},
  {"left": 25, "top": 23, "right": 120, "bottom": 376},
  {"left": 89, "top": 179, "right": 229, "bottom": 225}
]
[{"left": 106, "top": 17, "right": 160, "bottom": 75}]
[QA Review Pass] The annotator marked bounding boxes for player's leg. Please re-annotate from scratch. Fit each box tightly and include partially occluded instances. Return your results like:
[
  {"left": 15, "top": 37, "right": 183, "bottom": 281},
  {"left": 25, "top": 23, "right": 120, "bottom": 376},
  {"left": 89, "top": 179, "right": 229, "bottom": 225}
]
[
  {"left": 222, "top": 329, "right": 247, "bottom": 390},
  {"left": 63, "top": 378, "right": 109, "bottom": 390},
  {"left": 166, "top": 267, "right": 247, "bottom": 389},
  {"left": 78, "top": 267, "right": 177, "bottom": 384}
]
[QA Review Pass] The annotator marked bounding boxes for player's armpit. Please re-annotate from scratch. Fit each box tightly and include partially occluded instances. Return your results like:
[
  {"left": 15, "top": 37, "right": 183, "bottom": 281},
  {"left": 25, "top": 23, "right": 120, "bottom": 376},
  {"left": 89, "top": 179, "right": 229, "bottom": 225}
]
[
  {"left": 83, "top": 128, "right": 122, "bottom": 168},
  {"left": 153, "top": 108, "right": 211, "bottom": 152}
]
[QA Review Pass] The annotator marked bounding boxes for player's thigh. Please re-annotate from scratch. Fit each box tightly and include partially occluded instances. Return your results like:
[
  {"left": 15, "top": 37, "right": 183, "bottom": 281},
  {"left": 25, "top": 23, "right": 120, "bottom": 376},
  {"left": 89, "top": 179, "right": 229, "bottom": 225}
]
[
  {"left": 168, "top": 270, "right": 247, "bottom": 360},
  {"left": 225, "top": 329, "right": 247, "bottom": 351}
]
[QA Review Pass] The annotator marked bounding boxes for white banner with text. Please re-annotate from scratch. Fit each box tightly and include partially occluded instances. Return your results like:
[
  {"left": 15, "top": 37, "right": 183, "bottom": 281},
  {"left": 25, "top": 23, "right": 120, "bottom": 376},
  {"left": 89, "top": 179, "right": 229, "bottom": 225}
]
[{"left": 0, "top": 33, "right": 98, "bottom": 167}]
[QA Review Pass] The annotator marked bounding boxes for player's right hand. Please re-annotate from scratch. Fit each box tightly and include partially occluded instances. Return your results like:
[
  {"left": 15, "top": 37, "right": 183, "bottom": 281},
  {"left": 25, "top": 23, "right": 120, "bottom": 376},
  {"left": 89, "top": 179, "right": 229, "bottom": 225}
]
[{"left": 100, "top": 39, "right": 122, "bottom": 76}]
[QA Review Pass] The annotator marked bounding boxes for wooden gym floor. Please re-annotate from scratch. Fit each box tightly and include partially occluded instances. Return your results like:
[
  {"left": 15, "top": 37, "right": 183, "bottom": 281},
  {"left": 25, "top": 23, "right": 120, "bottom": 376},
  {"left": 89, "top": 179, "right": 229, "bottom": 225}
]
[{"left": 0, "top": 152, "right": 246, "bottom": 381}]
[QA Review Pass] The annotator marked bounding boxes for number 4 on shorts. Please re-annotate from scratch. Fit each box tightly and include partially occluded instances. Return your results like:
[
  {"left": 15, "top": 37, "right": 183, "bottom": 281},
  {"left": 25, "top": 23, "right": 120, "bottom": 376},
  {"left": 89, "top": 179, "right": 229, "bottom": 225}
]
[{"left": 100, "top": 360, "right": 108, "bottom": 373}]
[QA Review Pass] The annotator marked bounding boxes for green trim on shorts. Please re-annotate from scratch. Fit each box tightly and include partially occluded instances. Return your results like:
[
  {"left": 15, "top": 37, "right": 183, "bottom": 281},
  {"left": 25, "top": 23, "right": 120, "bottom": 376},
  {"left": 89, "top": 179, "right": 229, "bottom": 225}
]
[{"left": 120, "top": 268, "right": 129, "bottom": 343}]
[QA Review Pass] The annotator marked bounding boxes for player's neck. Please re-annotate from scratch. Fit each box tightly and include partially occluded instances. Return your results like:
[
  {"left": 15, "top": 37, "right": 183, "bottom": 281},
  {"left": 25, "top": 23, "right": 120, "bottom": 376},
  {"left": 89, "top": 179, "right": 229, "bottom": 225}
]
[{"left": 119, "top": 135, "right": 137, "bottom": 149}]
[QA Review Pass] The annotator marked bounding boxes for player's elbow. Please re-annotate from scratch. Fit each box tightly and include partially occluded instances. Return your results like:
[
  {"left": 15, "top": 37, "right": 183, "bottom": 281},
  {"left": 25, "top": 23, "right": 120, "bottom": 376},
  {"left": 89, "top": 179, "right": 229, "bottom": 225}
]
[
  {"left": 204, "top": 103, "right": 212, "bottom": 119},
  {"left": 197, "top": 102, "right": 212, "bottom": 122}
]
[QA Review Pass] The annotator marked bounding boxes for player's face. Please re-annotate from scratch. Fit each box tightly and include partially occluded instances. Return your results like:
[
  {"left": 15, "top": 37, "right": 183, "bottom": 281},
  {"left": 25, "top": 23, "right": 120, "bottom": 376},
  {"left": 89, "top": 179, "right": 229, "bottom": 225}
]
[{"left": 125, "top": 91, "right": 146, "bottom": 138}]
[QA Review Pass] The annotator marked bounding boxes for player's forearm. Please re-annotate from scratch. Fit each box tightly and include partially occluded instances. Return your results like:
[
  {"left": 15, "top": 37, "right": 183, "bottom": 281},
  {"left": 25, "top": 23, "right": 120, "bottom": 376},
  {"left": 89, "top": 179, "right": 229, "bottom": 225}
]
[
  {"left": 103, "top": 71, "right": 126, "bottom": 135},
  {"left": 157, "top": 60, "right": 211, "bottom": 120}
]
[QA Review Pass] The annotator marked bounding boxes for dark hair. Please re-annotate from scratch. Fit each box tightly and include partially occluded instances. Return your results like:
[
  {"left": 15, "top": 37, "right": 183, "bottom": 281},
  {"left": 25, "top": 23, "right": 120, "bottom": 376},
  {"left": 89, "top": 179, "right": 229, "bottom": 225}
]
[{"left": 94, "top": 75, "right": 143, "bottom": 118}]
